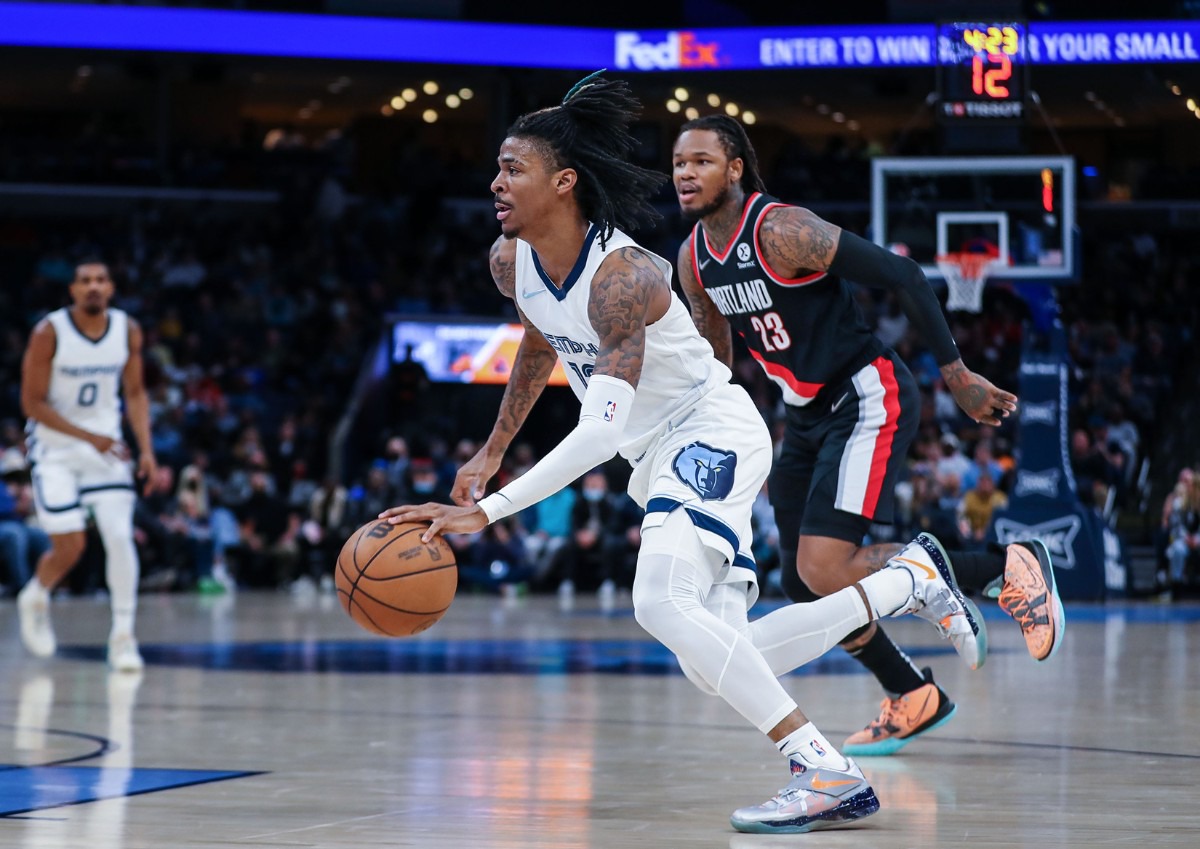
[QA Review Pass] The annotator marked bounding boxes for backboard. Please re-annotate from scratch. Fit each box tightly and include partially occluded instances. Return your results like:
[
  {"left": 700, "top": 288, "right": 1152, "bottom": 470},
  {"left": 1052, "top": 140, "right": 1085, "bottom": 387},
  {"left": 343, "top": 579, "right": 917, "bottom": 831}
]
[{"left": 871, "top": 156, "right": 1076, "bottom": 281}]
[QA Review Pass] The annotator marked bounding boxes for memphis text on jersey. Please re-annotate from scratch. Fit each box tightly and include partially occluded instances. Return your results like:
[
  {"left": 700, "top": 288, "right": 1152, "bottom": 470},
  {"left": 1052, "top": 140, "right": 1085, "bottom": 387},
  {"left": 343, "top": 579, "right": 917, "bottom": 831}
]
[{"left": 58, "top": 364, "right": 123, "bottom": 378}]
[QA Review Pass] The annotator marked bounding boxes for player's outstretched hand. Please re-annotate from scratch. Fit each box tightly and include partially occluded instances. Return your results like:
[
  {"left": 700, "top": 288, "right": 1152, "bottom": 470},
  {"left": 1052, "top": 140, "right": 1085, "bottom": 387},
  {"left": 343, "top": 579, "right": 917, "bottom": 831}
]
[
  {"left": 942, "top": 362, "right": 1018, "bottom": 427},
  {"left": 380, "top": 502, "right": 488, "bottom": 542},
  {"left": 451, "top": 447, "right": 503, "bottom": 506}
]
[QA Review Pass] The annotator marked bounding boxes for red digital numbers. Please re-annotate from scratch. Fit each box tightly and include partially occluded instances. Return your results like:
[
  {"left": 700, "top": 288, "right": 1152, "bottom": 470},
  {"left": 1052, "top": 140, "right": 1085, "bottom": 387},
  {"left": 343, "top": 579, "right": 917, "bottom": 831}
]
[
  {"left": 965, "top": 25, "right": 1017, "bottom": 100},
  {"left": 971, "top": 54, "right": 1012, "bottom": 98}
]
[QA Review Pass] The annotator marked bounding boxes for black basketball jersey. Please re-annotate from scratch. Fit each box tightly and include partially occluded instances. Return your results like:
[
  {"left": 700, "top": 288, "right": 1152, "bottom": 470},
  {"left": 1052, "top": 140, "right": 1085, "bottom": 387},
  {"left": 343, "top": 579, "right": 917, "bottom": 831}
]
[{"left": 689, "top": 192, "right": 883, "bottom": 407}]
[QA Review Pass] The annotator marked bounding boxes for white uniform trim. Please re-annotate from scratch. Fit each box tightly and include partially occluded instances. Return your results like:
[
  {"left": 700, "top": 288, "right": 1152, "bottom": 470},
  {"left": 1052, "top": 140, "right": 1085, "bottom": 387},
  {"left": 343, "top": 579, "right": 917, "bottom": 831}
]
[{"left": 836, "top": 363, "right": 886, "bottom": 515}]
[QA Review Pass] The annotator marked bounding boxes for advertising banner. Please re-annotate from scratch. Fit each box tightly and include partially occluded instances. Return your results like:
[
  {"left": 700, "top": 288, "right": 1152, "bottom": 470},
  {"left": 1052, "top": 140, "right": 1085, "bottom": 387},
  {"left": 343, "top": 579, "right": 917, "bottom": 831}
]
[
  {"left": 987, "top": 327, "right": 1126, "bottom": 599},
  {"left": 2, "top": 4, "right": 1196, "bottom": 70}
]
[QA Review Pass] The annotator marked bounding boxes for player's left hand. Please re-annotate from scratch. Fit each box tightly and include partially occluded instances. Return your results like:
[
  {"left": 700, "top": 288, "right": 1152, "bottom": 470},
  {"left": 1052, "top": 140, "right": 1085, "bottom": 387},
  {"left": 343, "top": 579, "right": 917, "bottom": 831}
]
[
  {"left": 379, "top": 502, "right": 488, "bottom": 542},
  {"left": 137, "top": 453, "right": 161, "bottom": 494},
  {"left": 943, "top": 366, "right": 1018, "bottom": 427}
]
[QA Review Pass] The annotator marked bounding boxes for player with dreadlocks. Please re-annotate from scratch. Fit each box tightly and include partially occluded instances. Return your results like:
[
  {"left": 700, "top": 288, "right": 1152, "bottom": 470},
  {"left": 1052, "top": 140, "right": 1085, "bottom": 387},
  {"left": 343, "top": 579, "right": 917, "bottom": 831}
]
[
  {"left": 671, "top": 115, "right": 1065, "bottom": 760},
  {"left": 383, "top": 73, "right": 989, "bottom": 834}
]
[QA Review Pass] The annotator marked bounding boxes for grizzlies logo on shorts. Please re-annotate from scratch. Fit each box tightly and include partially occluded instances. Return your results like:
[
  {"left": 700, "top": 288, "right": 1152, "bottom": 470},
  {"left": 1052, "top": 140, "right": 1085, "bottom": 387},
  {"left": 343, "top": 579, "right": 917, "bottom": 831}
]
[{"left": 672, "top": 441, "right": 737, "bottom": 501}]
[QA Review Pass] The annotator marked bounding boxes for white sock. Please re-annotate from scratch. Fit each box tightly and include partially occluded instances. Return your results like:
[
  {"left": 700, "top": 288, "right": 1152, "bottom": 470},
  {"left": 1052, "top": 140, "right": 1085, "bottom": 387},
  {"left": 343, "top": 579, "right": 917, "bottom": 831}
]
[
  {"left": 776, "top": 722, "right": 849, "bottom": 771},
  {"left": 857, "top": 567, "right": 915, "bottom": 618},
  {"left": 111, "top": 611, "right": 135, "bottom": 638},
  {"left": 21, "top": 578, "right": 50, "bottom": 603}
]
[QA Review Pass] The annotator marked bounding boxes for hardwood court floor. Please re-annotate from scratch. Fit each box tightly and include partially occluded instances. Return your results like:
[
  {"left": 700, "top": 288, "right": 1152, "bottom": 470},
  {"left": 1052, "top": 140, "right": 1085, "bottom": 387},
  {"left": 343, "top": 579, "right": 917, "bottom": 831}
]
[{"left": 2, "top": 588, "right": 1199, "bottom": 848}]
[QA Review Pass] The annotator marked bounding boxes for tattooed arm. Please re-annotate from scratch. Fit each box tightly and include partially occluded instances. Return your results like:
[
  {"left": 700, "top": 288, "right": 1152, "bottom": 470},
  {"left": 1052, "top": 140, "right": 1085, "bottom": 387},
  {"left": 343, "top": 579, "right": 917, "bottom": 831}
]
[
  {"left": 589, "top": 246, "right": 669, "bottom": 386},
  {"left": 451, "top": 237, "right": 559, "bottom": 504},
  {"left": 757, "top": 205, "right": 842, "bottom": 278},
  {"left": 761, "top": 208, "right": 1018, "bottom": 427},
  {"left": 939, "top": 359, "right": 1016, "bottom": 426},
  {"left": 469, "top": 248, "right": 664, "bottom": 524},
  {"left": 677, "top": 235, "right": 733, "bottom": 368}
]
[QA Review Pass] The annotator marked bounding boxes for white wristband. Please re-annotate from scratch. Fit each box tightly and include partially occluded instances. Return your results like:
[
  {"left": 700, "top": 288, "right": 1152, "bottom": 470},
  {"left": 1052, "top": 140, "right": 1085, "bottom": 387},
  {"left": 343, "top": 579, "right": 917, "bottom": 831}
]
[
  {"left": 478, "top": 492, "right": 516, "bottom": 524},
  {"left": 476, "top": 374, "right": 635, "bottom": 523}
]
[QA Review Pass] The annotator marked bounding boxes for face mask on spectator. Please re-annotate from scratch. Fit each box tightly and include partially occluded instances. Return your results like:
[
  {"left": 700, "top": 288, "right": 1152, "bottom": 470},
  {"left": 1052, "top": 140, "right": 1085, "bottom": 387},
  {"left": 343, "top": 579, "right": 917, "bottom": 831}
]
[
  {"left": 582, "top": 488, "right": 605, "bottom": 502},
  {"left": 412, "top": 479, "right": 436, "bottom": 494}
]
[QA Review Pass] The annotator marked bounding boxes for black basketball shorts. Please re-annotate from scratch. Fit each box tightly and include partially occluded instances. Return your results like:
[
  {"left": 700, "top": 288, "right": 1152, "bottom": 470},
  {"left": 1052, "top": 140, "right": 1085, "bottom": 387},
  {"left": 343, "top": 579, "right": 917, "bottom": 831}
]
[{"left": 768, "top": 351, "right": 921, "bottom": 546}]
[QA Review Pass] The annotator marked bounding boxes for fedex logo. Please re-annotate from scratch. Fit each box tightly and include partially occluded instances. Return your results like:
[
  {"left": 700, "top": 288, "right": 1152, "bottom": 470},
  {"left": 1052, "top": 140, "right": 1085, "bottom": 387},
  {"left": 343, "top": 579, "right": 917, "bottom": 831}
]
[{"left": 614, "top": 31, "right": 720, "bottom": 70}]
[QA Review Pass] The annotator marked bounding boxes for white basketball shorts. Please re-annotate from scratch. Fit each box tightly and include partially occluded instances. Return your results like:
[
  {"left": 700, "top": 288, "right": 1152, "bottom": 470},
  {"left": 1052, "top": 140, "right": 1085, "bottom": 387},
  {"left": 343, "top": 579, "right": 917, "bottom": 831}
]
[
  {"left": 627, "top": 382, "right": 772, "bottom": 605},
  {"left": 30, "top": 440, "right": 136, "bottom": 534}
]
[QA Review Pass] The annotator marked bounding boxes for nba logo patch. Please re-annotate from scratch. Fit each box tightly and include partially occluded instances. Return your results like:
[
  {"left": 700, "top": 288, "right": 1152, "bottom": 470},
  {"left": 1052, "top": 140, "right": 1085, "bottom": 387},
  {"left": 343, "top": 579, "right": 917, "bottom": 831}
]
[
  {"left": 810, "top": 740, "right": 827, "bottom": 757},
  {"left": 604, "top": 400, "right": 617, "bottom": 422}
]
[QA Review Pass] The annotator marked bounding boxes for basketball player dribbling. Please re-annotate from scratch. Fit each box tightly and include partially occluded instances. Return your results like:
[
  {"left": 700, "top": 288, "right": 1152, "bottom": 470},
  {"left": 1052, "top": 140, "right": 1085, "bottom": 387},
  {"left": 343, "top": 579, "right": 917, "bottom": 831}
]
[
  {"left": 17, "top": 259, "right": 160, "bottom": 672},
  {"left": 671, "top": 115, "right": 1066, "bottom": 756},
  {"left": 382, "top": 73, "right": 992, "bottom": 834}
]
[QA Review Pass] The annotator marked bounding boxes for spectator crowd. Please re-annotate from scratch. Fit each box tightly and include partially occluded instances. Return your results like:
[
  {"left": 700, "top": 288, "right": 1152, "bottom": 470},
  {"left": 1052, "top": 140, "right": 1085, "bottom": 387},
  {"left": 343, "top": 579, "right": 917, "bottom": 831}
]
[{"left": 2, "top": 134, "right": 1198, "bottom": 604}]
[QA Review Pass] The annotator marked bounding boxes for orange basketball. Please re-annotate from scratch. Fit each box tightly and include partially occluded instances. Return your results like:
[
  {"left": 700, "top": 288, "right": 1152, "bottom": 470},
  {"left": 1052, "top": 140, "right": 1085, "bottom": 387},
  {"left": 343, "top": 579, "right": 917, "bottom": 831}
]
[{"left": 335, "top": 520, "right": 457, "bottom": 636}]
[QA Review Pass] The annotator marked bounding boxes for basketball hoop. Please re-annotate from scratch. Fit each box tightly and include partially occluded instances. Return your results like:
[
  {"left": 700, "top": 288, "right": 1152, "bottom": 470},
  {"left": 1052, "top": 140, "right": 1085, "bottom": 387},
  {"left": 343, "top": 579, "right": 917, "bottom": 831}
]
[{"left": 936, "top": 252, "right": 1002, "bottom": 313}]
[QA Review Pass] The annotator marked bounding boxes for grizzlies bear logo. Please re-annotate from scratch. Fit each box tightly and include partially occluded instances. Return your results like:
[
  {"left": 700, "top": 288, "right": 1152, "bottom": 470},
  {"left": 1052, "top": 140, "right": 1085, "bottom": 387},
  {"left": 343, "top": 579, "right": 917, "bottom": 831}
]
[{"left": 673, "top": 441, "right": 737, "bottom": 501}]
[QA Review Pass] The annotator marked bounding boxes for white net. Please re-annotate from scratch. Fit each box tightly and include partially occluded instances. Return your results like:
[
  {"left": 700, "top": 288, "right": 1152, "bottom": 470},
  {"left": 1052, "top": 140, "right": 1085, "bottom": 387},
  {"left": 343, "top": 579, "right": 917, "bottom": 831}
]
[{"left": 936, "top": 253, "right": 1001, "bottom": 313}]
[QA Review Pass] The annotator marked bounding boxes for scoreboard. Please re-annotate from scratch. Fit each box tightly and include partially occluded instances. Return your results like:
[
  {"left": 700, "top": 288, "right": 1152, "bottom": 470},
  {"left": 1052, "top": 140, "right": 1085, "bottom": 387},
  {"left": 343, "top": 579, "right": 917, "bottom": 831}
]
[{"left": 937, "top": 21, "right": 1029, "bottom": 123}]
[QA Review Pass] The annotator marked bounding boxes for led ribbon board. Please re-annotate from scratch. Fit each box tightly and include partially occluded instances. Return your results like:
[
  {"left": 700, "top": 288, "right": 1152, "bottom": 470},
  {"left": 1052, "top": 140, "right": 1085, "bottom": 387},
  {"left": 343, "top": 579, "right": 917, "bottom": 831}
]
[{"left": 0, "top": 4, "right": 1197, "bottom": 69}]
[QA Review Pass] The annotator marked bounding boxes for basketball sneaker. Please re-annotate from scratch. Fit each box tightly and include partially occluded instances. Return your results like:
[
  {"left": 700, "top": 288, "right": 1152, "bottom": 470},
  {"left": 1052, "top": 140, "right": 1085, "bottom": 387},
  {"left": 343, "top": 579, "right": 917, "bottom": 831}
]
[
  {"left": 108, "top": 632, "right": 145, "bottom": 673},
  {"left": 730, "top": 753, "right": 879, "bottom": 834},
  {"left": 885, "top": 533, "right": 988, "bottom": 670},
  {"left": 843, "top": 667, "right": 957, "bottom": 756},
  {"left": 994, "top": 539, "right": 1065, "bottom": 662},
  {"left": 17, "top": 580, "right": 56, "bottom": 658}
]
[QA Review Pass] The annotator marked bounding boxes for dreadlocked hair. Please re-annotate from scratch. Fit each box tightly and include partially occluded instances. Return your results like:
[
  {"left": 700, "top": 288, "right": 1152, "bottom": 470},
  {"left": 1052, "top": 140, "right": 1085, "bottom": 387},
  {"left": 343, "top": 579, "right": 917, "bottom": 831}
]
[
  {"left": 678, "top": 114, "right": 767, "bottom": 195},
  {"left": 507, "top": 72, "right": 666, "bottom": 248}
]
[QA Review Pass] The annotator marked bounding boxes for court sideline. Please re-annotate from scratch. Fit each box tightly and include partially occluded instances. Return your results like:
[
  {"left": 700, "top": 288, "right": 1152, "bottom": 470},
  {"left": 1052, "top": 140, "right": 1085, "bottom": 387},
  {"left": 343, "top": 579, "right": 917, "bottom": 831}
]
[{"left": 2, "top": 591, "right": 1198, "bottom": 848}]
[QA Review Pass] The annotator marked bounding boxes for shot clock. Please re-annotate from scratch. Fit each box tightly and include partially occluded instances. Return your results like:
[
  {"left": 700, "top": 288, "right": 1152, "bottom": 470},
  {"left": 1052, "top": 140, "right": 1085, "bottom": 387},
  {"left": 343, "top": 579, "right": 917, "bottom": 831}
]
[{"left": 937, "top": 21, "right": 1029, "bottom": 123}]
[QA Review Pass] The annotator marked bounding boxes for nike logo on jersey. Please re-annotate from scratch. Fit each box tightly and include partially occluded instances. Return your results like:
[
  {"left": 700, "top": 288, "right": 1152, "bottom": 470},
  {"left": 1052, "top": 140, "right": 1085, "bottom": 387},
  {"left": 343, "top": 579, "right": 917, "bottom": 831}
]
[
  {"left": 830, "top": 392, "right": 850, "bottom": 413},
  {"left": 698, "top": 257, "right": 711, "bottom": 270},
  {"left": 521, "top": 287, "right": 546, "bottom": 299}
]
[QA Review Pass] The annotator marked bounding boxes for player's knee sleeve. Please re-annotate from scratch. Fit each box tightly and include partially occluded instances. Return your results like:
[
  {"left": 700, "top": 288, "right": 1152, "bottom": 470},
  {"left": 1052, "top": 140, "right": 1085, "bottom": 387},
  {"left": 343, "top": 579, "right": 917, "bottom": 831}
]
[
  {"left": 91, "top": 494, "right": 139, "bottom": 613},
  {"left": 631, "top": 554, "right": 695, "bottom": 646},
  {"left": 704, "top": 581, "right": 752, "bottom": 631},
  {"left": 677, "top": 657, "right": 718, "bottom": 695},
  {"left": 632, "top": 510, "right": 724, "bottom": 649},
  {"left": 92, "top": 493, "right": 136, "bottom": 546},
  {"left": 673, "top": 578, "right": 750, "bottom": 696},
  {"left": 636, "top": 511, "right": 799, "bottom": 733}
]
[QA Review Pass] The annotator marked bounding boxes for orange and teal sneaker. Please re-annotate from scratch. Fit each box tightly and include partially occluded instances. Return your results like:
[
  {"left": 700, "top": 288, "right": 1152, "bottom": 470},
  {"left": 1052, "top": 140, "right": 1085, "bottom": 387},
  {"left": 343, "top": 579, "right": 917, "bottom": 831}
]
[
  {"left": 996, "top": 539, "right": 1066, "bottom": 661},
  {"left": 843, "top": 668, "right": 957, "bottom": 757}
]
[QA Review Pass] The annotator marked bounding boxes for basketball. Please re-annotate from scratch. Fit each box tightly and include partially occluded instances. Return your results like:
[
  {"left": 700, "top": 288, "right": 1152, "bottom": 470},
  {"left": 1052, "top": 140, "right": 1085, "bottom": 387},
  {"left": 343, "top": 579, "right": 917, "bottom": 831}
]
[{"left": 335, "top": 520, "right": 457, "bottom": 636}]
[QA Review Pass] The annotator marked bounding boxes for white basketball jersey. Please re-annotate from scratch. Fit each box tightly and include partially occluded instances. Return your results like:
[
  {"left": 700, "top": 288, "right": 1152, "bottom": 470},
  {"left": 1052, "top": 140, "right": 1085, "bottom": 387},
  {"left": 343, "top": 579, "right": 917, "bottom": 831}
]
[
  {"left": 514, "top": 224, "right": 731, "bottom": 461},
  {"left": 29, "top": 308, "right": 129, "bottom": 450}
]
